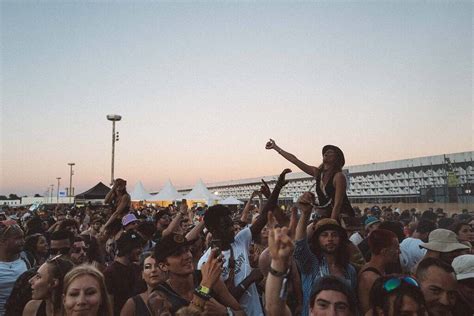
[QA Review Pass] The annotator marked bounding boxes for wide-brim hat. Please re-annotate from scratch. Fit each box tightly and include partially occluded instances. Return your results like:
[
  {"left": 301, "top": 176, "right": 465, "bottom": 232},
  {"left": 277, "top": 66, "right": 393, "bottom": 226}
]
[
  {"left": 322, "top": 145, "right": 345, "bottom": 167},
  {"left": 419, "top": 229, "right": 470, "bottom": 253},
  {"left": 312, "top": 218, "right": 347, "bottom": 240},
  {"left": 153, "top": 233, "right": 193, "bottom": 262}
]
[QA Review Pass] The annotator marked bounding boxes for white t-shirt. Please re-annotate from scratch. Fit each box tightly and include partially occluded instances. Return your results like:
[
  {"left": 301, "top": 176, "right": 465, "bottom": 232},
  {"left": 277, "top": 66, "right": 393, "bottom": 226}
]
[
  {"left": 198, "top": 227, "right": 263, "bottom": 316},
  {"left": 400, "top": 237, "right": 426, "bottom": 273},
  {"left": 0, "top": 258, "right": 27, "bottom": 315}
]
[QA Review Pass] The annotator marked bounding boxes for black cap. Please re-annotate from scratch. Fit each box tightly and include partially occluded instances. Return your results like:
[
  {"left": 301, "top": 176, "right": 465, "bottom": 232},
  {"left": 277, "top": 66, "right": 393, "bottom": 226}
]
[
  {"left": 116, "top": 230, "right": 144, "bottom": 256},
  {"left": 153, "top": 233, "right": 192, "bottom": 262}
]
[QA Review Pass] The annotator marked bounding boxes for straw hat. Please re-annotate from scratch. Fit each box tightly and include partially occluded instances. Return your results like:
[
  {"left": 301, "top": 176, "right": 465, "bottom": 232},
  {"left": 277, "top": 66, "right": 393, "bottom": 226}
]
[{"left": 419, "top": 229, "right": 470, "bottom": 253}]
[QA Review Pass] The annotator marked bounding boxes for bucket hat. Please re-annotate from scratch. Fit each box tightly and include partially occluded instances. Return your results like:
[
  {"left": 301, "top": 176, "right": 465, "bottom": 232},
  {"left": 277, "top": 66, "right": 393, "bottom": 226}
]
[{"left": 419, "top": 229, "right": 470, "bottom": 253}]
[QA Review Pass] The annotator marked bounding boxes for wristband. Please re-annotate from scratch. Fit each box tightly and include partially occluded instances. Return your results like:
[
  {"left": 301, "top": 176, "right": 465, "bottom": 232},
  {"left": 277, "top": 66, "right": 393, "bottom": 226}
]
[
  {"left": 196, "top": 285, "right": 211, "bottom": 295},
  {"left": 194, "top": 288, "right": 212, "bottom": 301},
  {"left": 227, "top": 307, "right": 234, "bottom": 316},
  {"left": 269, "top": 266, "right": 289, "bottom": 278}
]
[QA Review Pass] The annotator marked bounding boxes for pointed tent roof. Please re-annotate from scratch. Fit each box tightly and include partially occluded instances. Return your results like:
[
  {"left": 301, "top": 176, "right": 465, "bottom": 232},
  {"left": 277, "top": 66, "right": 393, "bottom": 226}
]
[
  {"left": 154, "top": 180, "right": 182, "bottom": 201},
  {"left": 219, "top": 196, "right": 244, "bottom": 205},
  {"left": 75, "top": 182, "right": 111, "bottom": 200},
  {"left": 183, "top": 179, "right": 220, "bottom": 202},
  {"left": 130, "top": 181, "right": 155, "bottom": 201}
]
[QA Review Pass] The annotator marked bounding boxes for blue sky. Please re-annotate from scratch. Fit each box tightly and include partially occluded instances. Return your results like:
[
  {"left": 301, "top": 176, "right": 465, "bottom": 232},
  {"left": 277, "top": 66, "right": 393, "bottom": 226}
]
[{"left": 1, "top": 1, "right": 472, "bottom": 195}]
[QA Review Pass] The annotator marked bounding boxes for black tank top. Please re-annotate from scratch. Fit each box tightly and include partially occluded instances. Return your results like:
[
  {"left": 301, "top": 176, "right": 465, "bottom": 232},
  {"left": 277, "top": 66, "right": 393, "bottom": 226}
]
[
  {"left": 132, "top": 295, "right": 151, "bottom": 316},
  {"left": 36, "top": 300, "right": 46, "bottom": 316},
  {"left": 315, "top": 172, "right": 355, "bottom": 217}
]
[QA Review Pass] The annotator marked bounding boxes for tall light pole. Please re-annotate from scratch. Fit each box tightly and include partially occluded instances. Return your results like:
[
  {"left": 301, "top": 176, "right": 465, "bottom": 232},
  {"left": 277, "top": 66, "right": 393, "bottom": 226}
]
[
  {"left": 107, "top": 114, "right": 122, "bottom": 185},
  {"left": 56, "top": 177, "right": 61, "bottom": 204},
  {"left": 50, "top": 184, "right": 54, "bottom": 203},
  {"left": 68, "top": 163, "right": 75, "bottom": 203}
]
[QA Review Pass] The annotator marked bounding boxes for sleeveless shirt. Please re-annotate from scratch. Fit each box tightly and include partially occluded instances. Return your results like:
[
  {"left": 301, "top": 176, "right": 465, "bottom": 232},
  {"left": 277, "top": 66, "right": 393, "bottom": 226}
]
[{"left": 315, "top": 171, "right": 355, "bottom": 217}]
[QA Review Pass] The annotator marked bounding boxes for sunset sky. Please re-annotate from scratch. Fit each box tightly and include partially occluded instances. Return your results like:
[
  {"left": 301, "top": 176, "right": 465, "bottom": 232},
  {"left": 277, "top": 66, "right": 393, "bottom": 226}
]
[{"left": 1, "top": 1, "right": 472, "bottom": 196}]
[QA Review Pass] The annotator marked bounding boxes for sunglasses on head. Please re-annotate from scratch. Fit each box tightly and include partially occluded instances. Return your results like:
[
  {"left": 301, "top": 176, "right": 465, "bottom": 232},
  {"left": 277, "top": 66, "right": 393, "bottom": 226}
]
[
  {"left": 383, "top": 276, "right": 419, "bottom": 293},
  {"left": 50, "top": 247, "right": 70, "bottom": 255}
]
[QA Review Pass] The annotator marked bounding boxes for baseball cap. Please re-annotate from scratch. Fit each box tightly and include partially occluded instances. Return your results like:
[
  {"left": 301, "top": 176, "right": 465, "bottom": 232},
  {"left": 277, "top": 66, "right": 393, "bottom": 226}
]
[
  {"left": 153, "top": 233, "right": 192, "bottom": 262},
  {"left": 452, "top": 254, "right": 474, "bottom": 280},
  {"left": 115, "top": 230, "right": 144, "bottom": 255},
  {"left": 419, "top": 229, "right": 470, "bottom": 253},
  {"left": 122, "top": 213, "right": 138, "bottom": 227},
  {"left": 365, "top": 216, "right": 380, "bottom": 230}
]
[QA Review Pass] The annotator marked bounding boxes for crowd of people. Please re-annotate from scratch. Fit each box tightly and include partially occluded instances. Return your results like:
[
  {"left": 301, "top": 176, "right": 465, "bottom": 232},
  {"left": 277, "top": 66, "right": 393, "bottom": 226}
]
[{"left": 0, "top": 142, "right": 473, "bottom": 315}]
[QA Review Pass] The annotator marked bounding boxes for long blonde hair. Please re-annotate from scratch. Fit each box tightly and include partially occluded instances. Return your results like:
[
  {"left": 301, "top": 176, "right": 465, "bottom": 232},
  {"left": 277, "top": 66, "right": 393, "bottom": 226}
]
[{"left": 62, "top": 264, "right": 113, "bottom": 316}]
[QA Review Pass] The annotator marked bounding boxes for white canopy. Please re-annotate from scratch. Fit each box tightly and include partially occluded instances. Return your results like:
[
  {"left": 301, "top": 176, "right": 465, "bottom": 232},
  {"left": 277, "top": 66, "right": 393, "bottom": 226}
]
[
  {"left": 130, "top": 181, "right": 155, "bottom": 201},
  {"left": 219, "top": 196, "right": 244, "bottom": 205},
  {"left": 154, "top": 179, "right": 183, "bottom": 201},
  {"left": 183, "top": 179, "right": 221, "bottom": 205}
]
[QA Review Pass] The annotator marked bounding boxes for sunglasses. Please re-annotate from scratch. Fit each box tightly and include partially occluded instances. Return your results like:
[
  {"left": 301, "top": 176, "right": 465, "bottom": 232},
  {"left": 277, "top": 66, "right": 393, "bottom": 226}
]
[
  {"left": 71, "top": 246, "right": 88, "bottom": 254},
  {"left": 50, "top": 247, "right": 70, "bottom": 255},
  {"left": 383, "top": 276, "right": 419, "bottom": 292}
]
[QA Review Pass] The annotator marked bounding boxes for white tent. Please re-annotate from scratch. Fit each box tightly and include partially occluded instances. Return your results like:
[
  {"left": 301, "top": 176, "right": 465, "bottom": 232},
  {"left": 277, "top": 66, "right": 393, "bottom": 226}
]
[
  {"left": 219, "top": 196, "right": 244, "bottom": 205},
  {"left": 154, "top": 179, "right": 183, "bottom": 201},
  {"left": 183, "top": 179, "right": 221, "bottom": 205},
  {"left": 130, "top": 181, "right": 155, "bottom": 201}
]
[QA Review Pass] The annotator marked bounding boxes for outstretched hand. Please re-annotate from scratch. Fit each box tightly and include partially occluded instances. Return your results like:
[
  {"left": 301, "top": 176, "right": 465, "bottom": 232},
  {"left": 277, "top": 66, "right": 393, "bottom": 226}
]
[
  {"left": 276, "top": 168, "right": 292, "bottom": 187},
  {"left": 268, "top": 226, "right": 294, "bottom": 270},
  {"left": 260, "top": 179, "right": 271, "bottom": 198},
  {"left": 200, "top": 248, "right": 224, "bottom": 289},
  {"left": 265, "top": 138, "right": 277, "bottom": 150}
]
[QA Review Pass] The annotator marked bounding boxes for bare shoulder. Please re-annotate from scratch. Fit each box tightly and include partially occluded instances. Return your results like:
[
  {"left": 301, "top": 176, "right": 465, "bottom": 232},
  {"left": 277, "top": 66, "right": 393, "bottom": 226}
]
[
  {"left": 22, "top": 300, "right": 42, "bottom": 316},
  {"left": 120, "top": 296, "right": 136, "bottom": 316}
]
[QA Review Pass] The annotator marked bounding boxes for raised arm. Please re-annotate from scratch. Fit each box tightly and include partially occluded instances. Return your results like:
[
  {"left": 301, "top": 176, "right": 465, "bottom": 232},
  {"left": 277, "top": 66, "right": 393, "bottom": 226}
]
[
  {"left": 161, "top": 212, "right": 184, "bottom": 237},
  {"left": 240, "top": 191, "right": 258, "bottom": 223},
  {"left": 295, "top": 192, "right": 314, "bottom": 241},
  {"left": 266, "top": 139, "right": 319, "bottom": 177},
  {"left": 265, "top": 224, "right": 293, "bottom": 316},
  {"left": 185, "top": 220, "right": 205, "bottom": 242},
  {"left": 250, "top": 169, "right": 291, "bottom": 239},
  {"left": 288, "top": 206, "right": 298, "bottom": 240}
]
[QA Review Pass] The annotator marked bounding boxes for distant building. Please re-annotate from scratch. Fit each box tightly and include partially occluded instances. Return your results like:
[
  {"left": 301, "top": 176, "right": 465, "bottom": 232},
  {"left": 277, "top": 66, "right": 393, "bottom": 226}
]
[
  {"left": 0, "top": 198, "right": 21, "bottom": 207},
  {"left": 177, "top": 151, "right": 473, "bottom": 204}
]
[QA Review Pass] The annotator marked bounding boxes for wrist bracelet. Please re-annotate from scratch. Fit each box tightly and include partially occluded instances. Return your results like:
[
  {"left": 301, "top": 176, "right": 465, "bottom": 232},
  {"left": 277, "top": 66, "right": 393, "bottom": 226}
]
[
  {"left": 194, "top": 289, "right": 212, "bottom": 301},
  {"left": 269, "top": 266, "right": 289, "bottom": 277}
]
